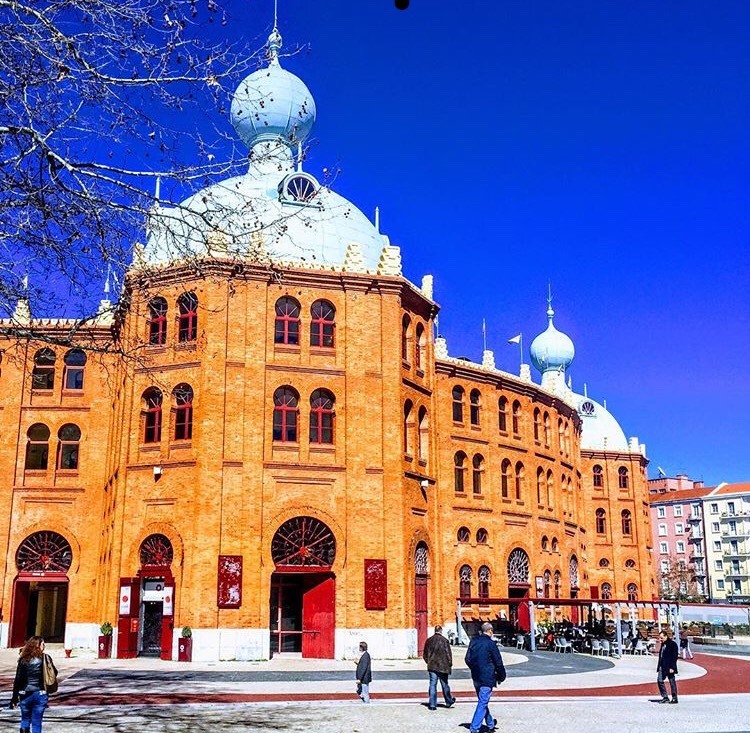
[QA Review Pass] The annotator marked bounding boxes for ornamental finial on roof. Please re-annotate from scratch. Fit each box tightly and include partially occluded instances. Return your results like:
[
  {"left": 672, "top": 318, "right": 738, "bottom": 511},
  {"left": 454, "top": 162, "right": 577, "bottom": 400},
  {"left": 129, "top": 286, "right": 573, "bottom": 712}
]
[
  {"left": 547, "top": 281, "right": 554, "bottom": 321},
  {"left": 267, "top": 0, "right": 282, "bottom": 65}
]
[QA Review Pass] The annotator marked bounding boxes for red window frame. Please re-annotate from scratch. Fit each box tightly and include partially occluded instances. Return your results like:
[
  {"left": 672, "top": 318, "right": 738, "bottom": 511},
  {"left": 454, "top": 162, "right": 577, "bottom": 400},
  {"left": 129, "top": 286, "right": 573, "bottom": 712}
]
[
  {"left": 274, "top": 297, "right": 301, "bottom": 345},
  {"left": 459, "top": 565, "right": 472, "bottom": 599},
  {"left": 309, "top": 388, "right": 335, "bottom": 444},
  {"left": 148, "top": 298, "right": 168, "bottom": 346},
  {"left": 273, "top": 387, "right": 299, "bottom": 442},
  {"left": 143, "top": 388, "right": 163, "bottom": 443},
  {"left": 310, "top": 300, "right": 335, "bottom": 348},
  {"left": 478, "top": 566, "right": 490, "bottom": 599},
  {"left": 177, "top": 293, "right": 198, "bottom": 342},
  {"left": 174, "top": 384, "right": 194, "bottom": 441}
]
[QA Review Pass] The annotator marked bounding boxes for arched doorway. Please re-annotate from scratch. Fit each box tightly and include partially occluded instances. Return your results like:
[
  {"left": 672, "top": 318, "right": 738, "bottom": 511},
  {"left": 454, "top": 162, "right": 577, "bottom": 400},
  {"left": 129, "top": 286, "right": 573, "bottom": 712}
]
[
  {"left": 10, "top": 531, "right": 72, "bottom": 647},
  {"left": 414, "top": 542, "right": 429, "bottom": 655},
  {"left": 269, "top": 516, "right": 336, "bottom": 658},
  {"left": 507, "top": 548, "right": 531, "bottom": 632}
]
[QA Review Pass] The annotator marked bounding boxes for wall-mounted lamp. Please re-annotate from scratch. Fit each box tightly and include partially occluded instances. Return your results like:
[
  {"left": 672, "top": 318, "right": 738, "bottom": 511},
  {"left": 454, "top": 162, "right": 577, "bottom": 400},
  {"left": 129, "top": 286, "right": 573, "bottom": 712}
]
[
  {"left": 153, "top": 466, "right": 162, "bottom": 478},
  {"left": 420, "top": 479, "right": 429, "bottom": 489}
]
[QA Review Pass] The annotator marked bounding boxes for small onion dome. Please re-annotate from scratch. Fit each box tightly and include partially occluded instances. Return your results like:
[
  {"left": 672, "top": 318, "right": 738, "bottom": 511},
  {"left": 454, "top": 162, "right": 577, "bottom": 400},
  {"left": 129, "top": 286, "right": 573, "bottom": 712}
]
[
  {"left": 529, "top": 305, "right": 575, "bottom": 374},
  {"left": 230, "top": 29, "right": 316, "bottom": 151}
]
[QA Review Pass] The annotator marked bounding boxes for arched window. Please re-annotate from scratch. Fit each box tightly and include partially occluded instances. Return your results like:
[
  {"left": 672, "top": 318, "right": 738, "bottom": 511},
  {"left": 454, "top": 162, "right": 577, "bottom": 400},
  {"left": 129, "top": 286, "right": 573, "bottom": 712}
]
[
  {"left": 147, "top": 297, "right": 168, "bottom": 345},
  {"left": 625, "top": 559, "right": 636, "bottom": 569},
  {"left": 507, "top": 548, "right": 530, "bottom": 585},
  {"left": 543, "top": 569, "right": 551, "bottom": 598},
  {"left": 498, "top": 397, "right": 508, "bottom": 432},
  {"left": 551, "top": 537, "right": 559, "bottom": 552},
  {"left": 554, "top": 570, "right": 561, "bottom": 598},
  {"left": 558, "top": 419, "right": 564, "bottom": 452},
  {"left": 173, "top": 384, "right": 194, "bottom": 441},
  {"left": 143, "top": 388, "right": 163, "bottom": 443},
  {"left": 601, "top": 582, "right": 612, "bottom": 600},
  {"left": 16, "top": 531, "right": 72, "bottom": 573},
  {"left": 476, "top": 528, "right": 488, "bottom": 545},
  {"left": 621, "top": 509, "right": 632, "bottom": 536},
  {"left": 63, "top": 349, "right": 86, "bottom": 390},
  {"left": 626, "top": 583, "right": 638, "bottom": 601},
  {"left": 311, "top": 299, "right": 336, "bottom": 348},
  {"left": 459, "top": 564, "right": 472, "bottom": 599},
  {"left": 512, "top": 400, "right": 521, "bottom": 434},
  {"left": 452, "top": 386, "right": 465, "bottom": 423},
  {"left": 514, "top": 461, "right": 524, "bottom": 501},
  {"left": 599, "top": 558, "right": 610, "bottom": 568},
  {"left": 478, "top": 565, "right": 491, "bottom": 599},
  {"left": 417, "top": 406, "right": 429, "bottom": 463},
  {"left": 543, "top": 411, "right": 551, "bottom": 448},
  {"left": 546, "top": 469, "right": 554, "bottom": 508},
  {"left": 403, "top": 400, "right": 414, "bottom": 455},
  {"left": 501, "top": 458, "right": 511, "bottom": 499},
  {"left": 533, "top": 408, "right": 541, "bottom": 441},
  {"left": 618, "top": 466, "right": 629, "bottom": 489},
  {"left": 401, "top": 315, "right": 411, "bottom": 362},
  {"left": 25, "top": 423, "right": 50, "bottom": 470},
  {"left": 454, "top": 452, "right": 467, "bottom": 492},
  {"left": 569, "top": 555, "right": 580, "bottom": 590},
  {"left": 273, "top": 386, "right": 299, "bottom": 442},
  {"left": 469, "top": 389, "right": 481, "bottom": 426},
  {"left": 177, "top": 292, "right": 198, "bottom": 342},
  {"left": 564, "top": 422, "right": 571, "bottom": 456},
  {"left": 592, "top": 464, "right": 603, "bottom": 487},
  {"left": 310, "top": 389, "right": 335, "bottom": 444},
  {"left": 57, "top": 423, "right": 81, "bottom": 470},
  {"left": 541, "top": 535, "right": 549, "bottom": 551},
  {"left": 536, "top": 467, "right": 544, "bottom": 504},
  {"left": 274, "top": 297, "right": 301, "bottom": 345},
  {"left": 415, "top": 323, "right": 425, "bottom": 369},
  {"left": 457, "top": 526, "right": 470, "bottom": 543},
  {"left": 472, "top": 454, "right": 484, "bottom": 495},
  {"left": 595, "top": 508, "right": 607, "bottom": 534},
  {"left": 32, "top": 348, "right": 56, "bottom": 390},
  {"left": 140, "top": 534, "right": 174, "bottom": 567}
]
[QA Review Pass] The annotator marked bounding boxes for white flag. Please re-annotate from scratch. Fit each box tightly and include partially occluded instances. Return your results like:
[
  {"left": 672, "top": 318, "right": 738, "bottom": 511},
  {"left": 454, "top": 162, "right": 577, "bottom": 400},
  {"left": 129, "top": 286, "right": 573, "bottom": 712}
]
[{"left": 507, "top": 334, "right": 521, "bottom": 344}]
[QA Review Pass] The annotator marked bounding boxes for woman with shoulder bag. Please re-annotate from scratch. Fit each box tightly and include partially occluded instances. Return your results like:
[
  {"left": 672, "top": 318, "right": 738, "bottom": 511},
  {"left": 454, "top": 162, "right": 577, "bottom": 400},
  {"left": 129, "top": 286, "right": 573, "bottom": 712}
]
[{"left": 10, "top": 636, "right": 57, "bottom": 733}]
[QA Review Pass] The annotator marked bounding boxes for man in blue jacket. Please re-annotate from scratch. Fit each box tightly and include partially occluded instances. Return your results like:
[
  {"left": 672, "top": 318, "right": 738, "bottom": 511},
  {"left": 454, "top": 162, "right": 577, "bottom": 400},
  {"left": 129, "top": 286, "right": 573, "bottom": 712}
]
[
  {"left": 656, "top": 628, "right": 679, "bottom": 704},
  {"left": 464, "top": 622, "right": 506, "bottom": 733}
]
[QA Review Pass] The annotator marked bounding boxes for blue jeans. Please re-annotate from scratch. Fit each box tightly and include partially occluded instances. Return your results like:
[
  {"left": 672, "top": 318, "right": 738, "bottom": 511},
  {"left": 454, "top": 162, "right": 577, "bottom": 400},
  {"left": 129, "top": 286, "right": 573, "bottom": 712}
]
[
  {"left": 19, "top": 690, "right": 48, "bottom": 733},
  {"left": 428, "top": 670, "right": 454, "bottom": 708},
  {"left": 359, "top": 683, "right": 370, "bottom": 703},
  {"left": 470, "top": 685, "right": 495, "bottom": 733}
]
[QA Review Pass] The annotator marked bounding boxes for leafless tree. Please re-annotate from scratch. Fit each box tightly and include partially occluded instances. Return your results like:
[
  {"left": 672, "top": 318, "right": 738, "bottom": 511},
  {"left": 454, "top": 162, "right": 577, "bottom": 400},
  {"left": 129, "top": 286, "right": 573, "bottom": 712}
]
[
  {"left": 0, "top": 0, "right": 267, "bottom": 339},
  {"left": 657, "top": 555, "right": 705, "bottom": 602}
]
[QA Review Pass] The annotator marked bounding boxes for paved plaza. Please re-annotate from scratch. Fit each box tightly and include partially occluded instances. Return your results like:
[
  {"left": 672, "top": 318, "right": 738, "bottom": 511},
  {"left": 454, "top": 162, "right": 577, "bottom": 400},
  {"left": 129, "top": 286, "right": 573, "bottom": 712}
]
[{"left": 1, "top": 644, "right": 749, "bottom": 732}]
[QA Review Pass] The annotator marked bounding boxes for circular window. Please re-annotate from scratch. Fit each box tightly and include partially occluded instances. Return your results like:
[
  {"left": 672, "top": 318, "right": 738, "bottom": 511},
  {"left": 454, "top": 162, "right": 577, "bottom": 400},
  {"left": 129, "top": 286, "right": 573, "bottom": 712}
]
[
  {"left": 16, "top": 531, "right": 72, "bottom": 573},
  {"left": 271, "top": 516, "right": 336, "bottom": 567},
  {"left": 279, "top": 173, "right": 319, "bottom": 203},
  {"left": 579, "top": 400, "right": 596, "bottom": 415}
]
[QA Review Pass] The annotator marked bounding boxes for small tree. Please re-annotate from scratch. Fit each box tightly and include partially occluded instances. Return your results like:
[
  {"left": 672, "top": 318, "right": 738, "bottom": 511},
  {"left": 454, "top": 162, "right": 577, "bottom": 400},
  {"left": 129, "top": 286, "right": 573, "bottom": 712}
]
[{"left": 657, "top": 555, "right": 705, "bottom": 602}]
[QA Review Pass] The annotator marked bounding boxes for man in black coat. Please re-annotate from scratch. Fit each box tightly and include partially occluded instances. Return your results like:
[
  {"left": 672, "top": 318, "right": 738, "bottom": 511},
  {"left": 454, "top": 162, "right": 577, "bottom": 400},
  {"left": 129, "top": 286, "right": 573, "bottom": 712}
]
[
  {"left": 464, "top": 622, "right": 506, "bottom": 733},
  {"left": 656, "top": 628, "right": 679, "bottom": 704},
  {"left": 423, "top": 625, "right": 456, "bottom": 710},
  {"left": 355, "top": 641, "right": 372, "bottom": 703}
]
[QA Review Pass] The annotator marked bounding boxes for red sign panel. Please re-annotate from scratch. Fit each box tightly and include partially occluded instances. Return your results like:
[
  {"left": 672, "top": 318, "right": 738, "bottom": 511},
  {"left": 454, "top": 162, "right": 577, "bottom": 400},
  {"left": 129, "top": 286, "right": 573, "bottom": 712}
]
[
  {"left": 364, "top": 559, "right": 387, "bottom": 610},
  {"left": 217, "top": 555, "right": 242, "bottom": 608}
]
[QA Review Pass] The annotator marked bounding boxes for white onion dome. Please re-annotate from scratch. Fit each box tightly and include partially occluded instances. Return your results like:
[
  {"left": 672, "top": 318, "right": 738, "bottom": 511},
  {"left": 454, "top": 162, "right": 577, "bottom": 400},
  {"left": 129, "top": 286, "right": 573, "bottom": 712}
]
[
  {"left": 529, "top": 305, "right": 575, "bottom": 374},
  {"left": 230, "top": 28, "right": 316, "bottom": 151}
]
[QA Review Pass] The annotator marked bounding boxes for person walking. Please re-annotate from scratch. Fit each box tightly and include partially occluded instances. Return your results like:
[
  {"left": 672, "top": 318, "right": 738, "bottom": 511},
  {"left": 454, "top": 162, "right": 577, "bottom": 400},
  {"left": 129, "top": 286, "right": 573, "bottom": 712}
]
[
  {"left": 11, "top": 635, "right": 57, "bottom": 733},
  {"left": 465, "top": 622, "right": 506, "bottom": 733},
  {"left": 423, "top": 625, "right": 456, "bottom": 710},
  {"left": 679, "top": 624, "right": 694, "bottom": 660},
  {"left": 355, "top": 641, "right": 372, "bottom": 703},
  {"left": 655, "top": 628, "right": 679, "bottom": 704}
]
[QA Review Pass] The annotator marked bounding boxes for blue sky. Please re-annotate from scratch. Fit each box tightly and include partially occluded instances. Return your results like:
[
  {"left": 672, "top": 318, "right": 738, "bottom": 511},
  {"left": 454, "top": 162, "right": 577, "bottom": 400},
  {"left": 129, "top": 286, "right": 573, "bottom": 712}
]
[{"left": 188, "top": 1, "right": 750, "bottom": 484}]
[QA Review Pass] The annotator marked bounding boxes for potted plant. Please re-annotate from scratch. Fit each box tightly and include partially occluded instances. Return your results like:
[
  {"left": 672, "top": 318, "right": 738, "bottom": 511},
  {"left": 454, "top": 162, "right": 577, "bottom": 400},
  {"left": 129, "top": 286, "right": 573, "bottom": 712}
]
[
  {"left": 178, "top": 626, "right": 193, "bottom": 662},
  {"left": 98, "top": 621, "right": 113, "bottom": 659}
]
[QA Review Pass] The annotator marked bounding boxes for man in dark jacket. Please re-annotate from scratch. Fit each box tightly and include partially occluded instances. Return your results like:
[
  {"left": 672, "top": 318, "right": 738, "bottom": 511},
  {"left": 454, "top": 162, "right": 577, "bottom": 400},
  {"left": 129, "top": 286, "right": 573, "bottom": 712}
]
[
  {"left": 423, "top": 625, "right": 456, "bottom": 710},
  {"left": 656, "top": 628, "right": 679, "bottom": 704},
  {"left": 464, "top": 622, "right": 506, "bottom": 733},
  {"left": 355, "top": 641, "right": 372, "bottom": 703}
]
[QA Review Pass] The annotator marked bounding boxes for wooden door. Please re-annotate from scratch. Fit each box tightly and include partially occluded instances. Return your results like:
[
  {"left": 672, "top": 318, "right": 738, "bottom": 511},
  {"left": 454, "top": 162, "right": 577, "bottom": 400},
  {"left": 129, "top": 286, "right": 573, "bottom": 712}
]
[
  {"left": 302, "top": 574, "right": 335, "bottom": 658},
  {"left": 415, "top": 574, "right": 428, "bottom": 654}
]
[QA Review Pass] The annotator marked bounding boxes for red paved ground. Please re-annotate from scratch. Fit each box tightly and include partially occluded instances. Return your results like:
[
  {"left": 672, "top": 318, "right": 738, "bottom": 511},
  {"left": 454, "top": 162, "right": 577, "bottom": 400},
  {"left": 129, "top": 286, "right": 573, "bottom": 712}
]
[{"left": 3, "top": 653, "right": 749, "bottom": 706}]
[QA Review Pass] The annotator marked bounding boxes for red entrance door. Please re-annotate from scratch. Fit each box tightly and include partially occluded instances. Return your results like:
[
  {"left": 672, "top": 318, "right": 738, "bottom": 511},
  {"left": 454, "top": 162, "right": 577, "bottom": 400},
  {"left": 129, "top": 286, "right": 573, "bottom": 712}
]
[
  {"left": 415, "top": 574, "right": 428, "bottom": 654},
  {"left": 302, "top": 574, "right": 335, "bottom": 659},
  {"left": 10, "top": 575, "right": 69, "bottom": 647}
]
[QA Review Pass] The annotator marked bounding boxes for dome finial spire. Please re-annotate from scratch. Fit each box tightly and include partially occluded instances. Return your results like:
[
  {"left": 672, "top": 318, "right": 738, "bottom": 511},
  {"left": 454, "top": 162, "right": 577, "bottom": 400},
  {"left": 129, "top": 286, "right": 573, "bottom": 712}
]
[
  {"left": 547, "top": 281, "right": 554, "bottom": 320},
  {"left": 267, "top": 0, "right": 282, "bottom": 65}
]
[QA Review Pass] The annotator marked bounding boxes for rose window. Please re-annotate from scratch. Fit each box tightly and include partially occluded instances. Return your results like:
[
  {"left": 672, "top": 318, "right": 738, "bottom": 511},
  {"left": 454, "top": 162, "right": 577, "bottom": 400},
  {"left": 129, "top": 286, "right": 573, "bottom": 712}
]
[
  {"left": 140, "top": 534, "right": 174, "bottom": 566},
  {"left": 16, "top": 531, "right": 72, "bottom": 573},
  {"left": 271, "top": 516, "right": 336, "bottom": 567},
  {"left": 507, "top": 548, "right": 529, "bottom": 584}
]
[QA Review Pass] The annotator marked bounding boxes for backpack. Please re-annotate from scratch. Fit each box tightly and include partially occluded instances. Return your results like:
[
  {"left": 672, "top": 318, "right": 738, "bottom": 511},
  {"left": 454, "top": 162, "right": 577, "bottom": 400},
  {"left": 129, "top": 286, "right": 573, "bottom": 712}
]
[{"left": 42, "top": 654, "right": 58, "bottom": 694}]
